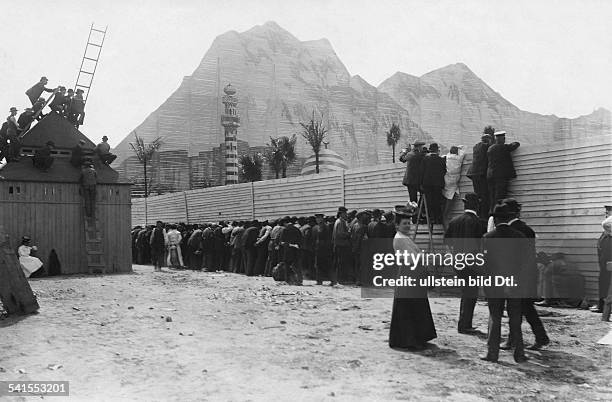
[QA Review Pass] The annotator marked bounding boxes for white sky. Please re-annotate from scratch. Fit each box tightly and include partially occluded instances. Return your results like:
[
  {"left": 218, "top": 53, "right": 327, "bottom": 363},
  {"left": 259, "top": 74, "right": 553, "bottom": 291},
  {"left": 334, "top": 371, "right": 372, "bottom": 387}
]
[{"left": 2, "top": 0, "right": 611, "bottom": 147}]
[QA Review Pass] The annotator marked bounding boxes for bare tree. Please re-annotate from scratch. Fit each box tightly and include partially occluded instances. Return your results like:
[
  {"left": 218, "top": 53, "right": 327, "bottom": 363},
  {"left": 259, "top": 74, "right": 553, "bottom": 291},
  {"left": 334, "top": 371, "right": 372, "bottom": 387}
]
[
  {"left": 300, "top": 111, "right": 328, "bottom": 173},
  {"left": 386, "top": 123, "right": 401, "bottom": 163},
  {"left": 129, "top": 132, "right": 163, "bottom": 198},
  {"left": 238, "top": 153, "right": 263, "bottom": 182}
]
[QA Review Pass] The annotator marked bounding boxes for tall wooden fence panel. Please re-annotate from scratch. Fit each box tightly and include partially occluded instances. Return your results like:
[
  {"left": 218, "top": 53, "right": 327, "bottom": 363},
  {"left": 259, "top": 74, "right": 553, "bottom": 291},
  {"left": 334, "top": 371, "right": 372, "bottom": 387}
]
[{"left": 131, "top": 137, "right": 612, "bottom": 298}]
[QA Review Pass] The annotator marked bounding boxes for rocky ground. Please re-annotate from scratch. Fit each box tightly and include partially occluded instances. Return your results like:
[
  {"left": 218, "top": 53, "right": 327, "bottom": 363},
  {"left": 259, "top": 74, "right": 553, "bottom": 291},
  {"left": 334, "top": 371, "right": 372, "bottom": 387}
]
[{"left": 1, "top": 265, "right": 611, "bottom": 401}]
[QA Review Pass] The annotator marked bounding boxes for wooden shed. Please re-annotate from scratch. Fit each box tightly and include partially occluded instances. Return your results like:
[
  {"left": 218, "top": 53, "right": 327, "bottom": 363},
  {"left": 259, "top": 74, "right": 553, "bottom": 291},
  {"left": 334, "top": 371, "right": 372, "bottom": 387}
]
[{"left": 0, "top": 113, "right": 132, "bottom": 274}]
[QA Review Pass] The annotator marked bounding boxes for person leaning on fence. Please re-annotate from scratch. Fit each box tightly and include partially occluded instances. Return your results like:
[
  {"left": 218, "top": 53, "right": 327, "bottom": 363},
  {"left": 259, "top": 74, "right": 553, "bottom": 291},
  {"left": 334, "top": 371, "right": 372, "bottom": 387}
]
[
  {"left": 421, "top": 143, "right": 447, "bottom": 225},
  {"left": 467, "top": 134, "right": 493, "bottom": 219},
  {"left": 442, "top": 145, "right": 466, "bottom": 228},
  {"left": 486, "top": 131, "right": 520, "bottom": 214}
]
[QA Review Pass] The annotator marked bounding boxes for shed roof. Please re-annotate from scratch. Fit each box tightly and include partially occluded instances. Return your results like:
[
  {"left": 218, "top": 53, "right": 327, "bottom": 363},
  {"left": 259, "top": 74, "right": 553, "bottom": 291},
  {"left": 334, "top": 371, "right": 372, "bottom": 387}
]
[{"left": 19, "top": 113, "right": 96, "bottom": 149}]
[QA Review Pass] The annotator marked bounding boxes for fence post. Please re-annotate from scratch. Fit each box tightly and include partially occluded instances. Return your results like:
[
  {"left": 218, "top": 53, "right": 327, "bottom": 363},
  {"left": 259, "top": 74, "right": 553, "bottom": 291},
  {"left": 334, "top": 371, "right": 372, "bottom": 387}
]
[
  {"left": 183, "top": 191, "right": 190, "bottom": 224},
  {"left": 340, "top": 170, "right": 345, "bottom": 207},
  {"left": 251, "top": 182, "right": 255, "bottom": 220}
]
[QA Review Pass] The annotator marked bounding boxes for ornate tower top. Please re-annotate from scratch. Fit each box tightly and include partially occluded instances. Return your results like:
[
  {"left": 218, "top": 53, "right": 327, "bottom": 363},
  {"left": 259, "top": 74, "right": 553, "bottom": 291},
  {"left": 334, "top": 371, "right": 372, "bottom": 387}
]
[{"left": 223, "top": 83, "right": 236, "bottom": 96}]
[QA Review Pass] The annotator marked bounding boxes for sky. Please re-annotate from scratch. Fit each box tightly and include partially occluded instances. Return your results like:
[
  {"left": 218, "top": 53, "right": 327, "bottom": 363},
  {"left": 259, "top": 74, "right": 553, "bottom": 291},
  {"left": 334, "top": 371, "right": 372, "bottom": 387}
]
[{"left": 1, "top": 0, "right": 611, "bottom": 147}]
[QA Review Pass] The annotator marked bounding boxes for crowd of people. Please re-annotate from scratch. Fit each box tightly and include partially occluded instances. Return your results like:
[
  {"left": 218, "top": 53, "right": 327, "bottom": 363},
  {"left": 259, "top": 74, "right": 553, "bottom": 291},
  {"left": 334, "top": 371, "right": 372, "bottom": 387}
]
[{"left": 131, "top": 208, "right": 398, "bottom": 284}]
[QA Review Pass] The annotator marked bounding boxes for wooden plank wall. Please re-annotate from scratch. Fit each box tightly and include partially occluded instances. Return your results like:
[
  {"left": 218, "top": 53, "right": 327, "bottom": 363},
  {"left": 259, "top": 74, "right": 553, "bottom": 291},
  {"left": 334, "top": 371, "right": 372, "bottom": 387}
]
[
  {"left": 131, "top": 137, "right": 612, "bottom": 298},
  {"left": 0, "top": 181, "right": 132, "bottom": 274}
]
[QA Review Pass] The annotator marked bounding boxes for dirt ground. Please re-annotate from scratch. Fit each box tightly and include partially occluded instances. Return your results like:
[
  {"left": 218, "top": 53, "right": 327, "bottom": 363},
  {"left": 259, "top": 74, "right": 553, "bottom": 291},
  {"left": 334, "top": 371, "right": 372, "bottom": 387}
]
[{"left": 1, "top": 265, "right": 611, "bottom": 402}]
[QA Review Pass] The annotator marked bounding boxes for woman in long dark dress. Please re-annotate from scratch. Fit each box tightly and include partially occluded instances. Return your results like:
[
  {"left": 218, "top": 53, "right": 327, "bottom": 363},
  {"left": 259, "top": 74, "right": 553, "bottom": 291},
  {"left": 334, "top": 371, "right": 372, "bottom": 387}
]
[{"left": 389, "top": 204, "right": 437, "bottom": 349}]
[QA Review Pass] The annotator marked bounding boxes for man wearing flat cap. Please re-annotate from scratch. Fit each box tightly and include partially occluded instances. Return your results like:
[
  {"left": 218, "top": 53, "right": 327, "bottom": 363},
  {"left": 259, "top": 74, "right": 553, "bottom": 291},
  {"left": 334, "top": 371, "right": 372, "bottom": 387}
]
[
  {"left": 480, "top": 201, "right": 528, "bottom": 363},
  {"left": 444, "top": 192, "right": 487, "bottom": 334},
  {"left": 332, "top": 206, "right": 351, "bottom": 286},
  {"left": 467, "top": 127, "right": 495, "bottom": 219},
  {"left": 486, "top": 130, "right": 520, "bottom": 214},
  {"left": 399, "top": 140, "right": 426, "bottom": 218},
  {"left": 500, "top": 198, "right": 550, "bottom": 350}
]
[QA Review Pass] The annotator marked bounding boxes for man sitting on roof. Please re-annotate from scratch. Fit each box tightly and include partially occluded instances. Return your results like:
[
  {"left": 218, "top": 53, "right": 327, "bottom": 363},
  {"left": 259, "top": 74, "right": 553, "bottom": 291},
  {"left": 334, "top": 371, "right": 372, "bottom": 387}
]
[
  {"left": 32, "top": 141, "right": 55, "bottom": 172},
  {"left": 70, "top": 139, "right": 94, "bottom": 168},
  {"left": 95, "top": 136, "right": 117, "bottom": 165}
]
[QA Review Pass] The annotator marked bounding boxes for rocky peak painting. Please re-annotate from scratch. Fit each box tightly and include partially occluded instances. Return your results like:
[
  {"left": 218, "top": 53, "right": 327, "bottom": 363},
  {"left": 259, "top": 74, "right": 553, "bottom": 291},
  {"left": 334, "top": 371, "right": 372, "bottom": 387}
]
[{"left": 113, "top": 22, "right": 610, "bottom": 194}]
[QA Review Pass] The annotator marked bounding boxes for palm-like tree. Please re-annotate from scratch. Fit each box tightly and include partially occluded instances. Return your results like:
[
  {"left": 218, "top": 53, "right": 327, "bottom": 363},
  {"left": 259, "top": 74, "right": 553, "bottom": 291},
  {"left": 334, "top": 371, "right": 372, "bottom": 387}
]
[
  {"left": 386, "top": 123, "right": 401, "bottom": 163},
  {"left": 238, "top": 153, "right": 263, "bottom": 182},
  {"left": 129, "top": 132, "right": 163, "bottom": 198},
  {"left": 265, "top": 135, "right": 297, "bottom": 178},
  {"left": 300, "top": 111, "right": 328, "bottom": 173}
]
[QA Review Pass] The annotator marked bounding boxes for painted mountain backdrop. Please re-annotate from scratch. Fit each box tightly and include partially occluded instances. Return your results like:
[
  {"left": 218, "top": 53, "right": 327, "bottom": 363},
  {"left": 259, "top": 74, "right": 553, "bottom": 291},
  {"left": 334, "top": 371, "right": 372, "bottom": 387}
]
[{"left": 113, "top": 21, "right": 610, "bottom": 193}]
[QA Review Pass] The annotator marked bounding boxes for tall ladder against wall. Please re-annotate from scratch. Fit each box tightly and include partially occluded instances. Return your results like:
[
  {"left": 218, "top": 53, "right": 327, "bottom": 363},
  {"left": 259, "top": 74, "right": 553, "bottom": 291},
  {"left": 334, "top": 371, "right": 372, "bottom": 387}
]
[
  {"left": 83, "top": 211, "right": 107, "bottom": 274},
  {"left": 74, "top": 23, "right": 107, "bottom": 103}
]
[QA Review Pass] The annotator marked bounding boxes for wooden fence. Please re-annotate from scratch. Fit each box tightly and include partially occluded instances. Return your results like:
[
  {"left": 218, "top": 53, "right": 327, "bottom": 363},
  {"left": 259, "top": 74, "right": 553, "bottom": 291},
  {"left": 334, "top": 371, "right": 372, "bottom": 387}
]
[{"left": 132, "top": 136, "right": 612, "bottom": 298}]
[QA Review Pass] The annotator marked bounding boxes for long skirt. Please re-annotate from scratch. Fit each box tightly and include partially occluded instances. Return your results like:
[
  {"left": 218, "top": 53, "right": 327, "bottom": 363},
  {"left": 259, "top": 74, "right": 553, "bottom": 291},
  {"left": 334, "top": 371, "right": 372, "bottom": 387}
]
[{"left": 389, "top": 297, "right": 437, "bottom": 348}]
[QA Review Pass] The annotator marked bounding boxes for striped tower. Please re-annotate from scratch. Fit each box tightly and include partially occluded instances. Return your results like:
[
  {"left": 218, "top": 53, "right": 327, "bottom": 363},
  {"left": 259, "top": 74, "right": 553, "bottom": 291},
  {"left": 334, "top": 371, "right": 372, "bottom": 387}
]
[{"left": 221, "top": 83, "right": 240, "bottom": 185}]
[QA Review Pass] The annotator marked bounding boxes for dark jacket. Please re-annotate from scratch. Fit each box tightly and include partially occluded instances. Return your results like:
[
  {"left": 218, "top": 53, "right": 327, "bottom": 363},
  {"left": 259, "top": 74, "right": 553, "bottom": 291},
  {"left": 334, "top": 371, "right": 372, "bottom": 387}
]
[
  {"left": 510, "top": 219, "right": 538, "bottom": 298},
  {"left": 400, "top": 150, "right": 424, "bottom": 186},
  {"left": 243, "top": 226, "right": 260, "bottom": 249},
  {"left": 150, "top": 227, "right": 165, "bottom": 251},
  {"left": 280, "top": 225, "right": 302, "bottom": 248},
  {"left": 313, "top": 223, "right": 332, "bottom": 255},
  {"left": 421, "top": 153, "right": 447, "bottom": 187},
  {"left": 487, "top": 142, "right": 520, "bottom": 179},
  {"left": 367, "top": 221, "right": 386, "bottom": 239},
  {"left": 26, "top": 82, "right": 54, "bottom": 104},
  {"left": 482, "top": 223, "right": 527, "bottom": 298},
  {"left": 598, "top": 232, "right": 612, "bottom": 269},
  {"left": 444, "top": 211, "right": 486, "bottom": 253},
  {"left": 467, "top": 141, "right": 490, "bottom": 178}
]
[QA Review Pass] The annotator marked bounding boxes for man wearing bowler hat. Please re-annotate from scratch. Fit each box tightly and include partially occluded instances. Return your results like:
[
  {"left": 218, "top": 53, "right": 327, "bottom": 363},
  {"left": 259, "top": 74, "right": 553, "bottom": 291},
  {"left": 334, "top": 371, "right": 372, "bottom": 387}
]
[
  {"left": 444, "top": 192, "right": 487, "bottom": 334},
  {"left": 486, "top": 131, "right": 520, "bottom": 214},
  {"left": 421, "top": 143, "right": 446, "bottom": 225},
  {"left": 5, "top": 107, "right": 21, "bottom": 162},
  {"left": 481, "top": 201, "right": 528, "bottom": 363},
  {"left": 95, "top": 135, "right": 117, "bottom": 165},
  {"left": 399, "top": 140, "right": 426, "bottom": 219},
  {"left": 502, "top": 198, "right": 550, "bottom": 350},
  {"left": 79, "top": 161, "right": 98, "bottom": 217}
]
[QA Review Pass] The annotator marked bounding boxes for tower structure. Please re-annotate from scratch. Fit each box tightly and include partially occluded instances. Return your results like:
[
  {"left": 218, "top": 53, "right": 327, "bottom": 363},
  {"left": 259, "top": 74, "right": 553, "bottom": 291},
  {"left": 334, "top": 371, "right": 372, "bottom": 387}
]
[{"left": 221, "top": 83, "right": 240, "bottom": 185}]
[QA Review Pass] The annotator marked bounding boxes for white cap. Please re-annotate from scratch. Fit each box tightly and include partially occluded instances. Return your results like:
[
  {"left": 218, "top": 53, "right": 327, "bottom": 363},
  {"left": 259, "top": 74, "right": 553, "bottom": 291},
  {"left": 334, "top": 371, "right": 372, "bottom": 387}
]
[{"left": 494, "top": 130, "right": 506, "bottom": 136}]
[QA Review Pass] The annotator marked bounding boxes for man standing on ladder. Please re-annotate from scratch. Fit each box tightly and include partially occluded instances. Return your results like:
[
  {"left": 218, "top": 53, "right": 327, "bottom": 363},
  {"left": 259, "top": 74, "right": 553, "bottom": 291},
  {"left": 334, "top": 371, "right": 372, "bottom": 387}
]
[
  {"left": 79, "top": 161, "right": 97, "bottom": 217},
  {"left": 25, "top": 77, "right": 56, "bottom": 105},
  {"left": 421, "top": 143, "right": 446, "bottom": 225},
  {"left": 399, "top": 140, "right": 426, "bottom": 223}
]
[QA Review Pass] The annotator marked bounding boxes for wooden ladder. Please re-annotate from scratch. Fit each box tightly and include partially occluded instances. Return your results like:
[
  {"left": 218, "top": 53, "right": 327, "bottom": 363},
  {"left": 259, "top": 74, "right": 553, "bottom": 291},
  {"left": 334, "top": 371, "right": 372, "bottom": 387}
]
[{"left": 84, "top": 214, "right": 107, "bottom": 274}]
